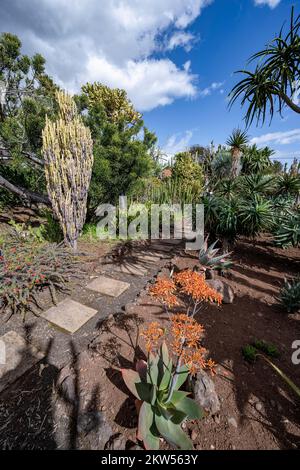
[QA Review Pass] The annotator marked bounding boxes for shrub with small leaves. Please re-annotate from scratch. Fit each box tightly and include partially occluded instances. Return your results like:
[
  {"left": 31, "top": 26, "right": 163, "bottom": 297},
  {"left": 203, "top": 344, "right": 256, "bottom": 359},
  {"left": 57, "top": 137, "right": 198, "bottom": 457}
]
[
  {"left": 279, "top": 277, "right": 300, "bottom": 313},
  {"left": 252, "top": 339, "right": 280, "bottom": 358}
]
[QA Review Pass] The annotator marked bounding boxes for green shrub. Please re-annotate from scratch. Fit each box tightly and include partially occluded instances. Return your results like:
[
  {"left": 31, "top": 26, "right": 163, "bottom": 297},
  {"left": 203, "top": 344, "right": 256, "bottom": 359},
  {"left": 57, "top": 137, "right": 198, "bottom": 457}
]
[{"left": 279, "top": 277, "right": 300, "bottom": 313}]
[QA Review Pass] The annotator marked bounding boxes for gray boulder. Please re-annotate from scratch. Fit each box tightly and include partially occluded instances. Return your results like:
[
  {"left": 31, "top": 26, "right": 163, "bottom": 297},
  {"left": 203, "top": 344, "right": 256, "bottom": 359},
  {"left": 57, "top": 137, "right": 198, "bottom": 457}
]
[
  {"left": 206, "top": 279, "right": 234, "bottom": 304},
  {"left": 192, "top": 370, "right": 221, "bottom": 416}
]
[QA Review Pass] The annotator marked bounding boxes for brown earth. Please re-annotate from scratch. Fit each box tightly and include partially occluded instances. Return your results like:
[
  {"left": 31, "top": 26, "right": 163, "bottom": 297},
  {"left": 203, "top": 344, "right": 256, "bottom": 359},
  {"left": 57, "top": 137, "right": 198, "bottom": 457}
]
[{"left": 0, "top": 235, "right": 299, "bottom": 450}]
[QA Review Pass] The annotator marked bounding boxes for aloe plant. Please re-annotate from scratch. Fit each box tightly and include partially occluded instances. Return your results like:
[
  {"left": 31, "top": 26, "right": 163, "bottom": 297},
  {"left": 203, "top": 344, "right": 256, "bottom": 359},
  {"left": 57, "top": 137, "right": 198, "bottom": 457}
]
[
  {"left": 121, "top": 342, "right": 203, "bottom": 450},
  {"left": 198, "top": 236, "right": 233, "bottom": 270}
]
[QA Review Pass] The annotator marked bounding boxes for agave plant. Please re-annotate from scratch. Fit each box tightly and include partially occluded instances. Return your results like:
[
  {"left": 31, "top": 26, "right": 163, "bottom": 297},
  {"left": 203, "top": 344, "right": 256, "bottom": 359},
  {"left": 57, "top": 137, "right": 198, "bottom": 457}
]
[
  {"left": 275, "top": 173, "right": 300, "bottom": 197},
  {"left": 279, "top": 277, "right": 300, "bottom": 313},
  {"left": 242, "top": 145, "right": 273, "bottom": 175},
  {"left": 274, "top": 209, "right": 300, "bottom": 248},
  {"left": 122, "top": 342, "right": 203, "bottom": 450},
  {"left": 198, "top": 236, "right": 233, "bottom": 270},
  {"left": 239, "top": 174, "right": 275, "bottom": 196},
  {"left": 215, "top": 178, "right": 239, "bottom": 199},
  {"left": 239, "top": 195, "right": 274, "bottom": 237}
]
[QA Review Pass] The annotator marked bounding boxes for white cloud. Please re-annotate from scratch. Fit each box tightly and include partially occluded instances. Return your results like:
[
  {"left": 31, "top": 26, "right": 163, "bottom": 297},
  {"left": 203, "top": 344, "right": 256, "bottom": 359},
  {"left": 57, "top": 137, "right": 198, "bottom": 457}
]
[
  {"left": 199, "top": 81, "right": 224, "bottom": 97},
  {"left": 162, "top": 130, "right": 193, "bottom": 157},
  {"left": 85, "top": 57, "right": 197, "bottom": 111},
  {"left": 251, "top": 129, "right": 300, "bottom": 146},
  {"left": 166, "top": 31, "right": 196, "bottom": 51},
  {"left": 254, "top": 0, "right": 281, "bottom": 9},
  {"left": 0, "top": 0, "right": 214, "bottom": 111}
]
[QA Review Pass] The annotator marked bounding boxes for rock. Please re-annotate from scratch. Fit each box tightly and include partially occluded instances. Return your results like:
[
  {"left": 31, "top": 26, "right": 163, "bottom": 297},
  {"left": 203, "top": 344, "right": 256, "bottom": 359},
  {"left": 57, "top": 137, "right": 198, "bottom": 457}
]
[
  {"left": 255, "top": 402, "right": 263, "bottom": 412},
  {"left": 191, "top": 429, "right": 198, "bottom": 441},
  {"left": 105, "top": 434, "right": 127, "bottom": 450},
  {"left": 77, "top": 411, "right": 112, "bottom": 450},
  {"left": 205, "top": 268, "right": 215, "bottom": 280},
  {"left": 59, "top": 375, "right": 78, "bottom": 404},
  {"left": 192, "top": 370, "right": 221, "bottom": 416},
  {"left": 206, "top": 280, "right": 234, "bottom": 304},
  {"left": 227, "top": 417, "right": 238, "bottom": 428}
]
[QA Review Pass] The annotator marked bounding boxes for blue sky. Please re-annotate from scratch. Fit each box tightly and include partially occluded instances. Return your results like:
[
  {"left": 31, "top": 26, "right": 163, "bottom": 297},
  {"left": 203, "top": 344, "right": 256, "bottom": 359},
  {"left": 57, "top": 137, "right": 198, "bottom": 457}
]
[
  {"left": 143, "top": 0, "right": 300, "bottom": 163},
  {"left": 1, "top": 0, "right": 299, "bottom": 163}
]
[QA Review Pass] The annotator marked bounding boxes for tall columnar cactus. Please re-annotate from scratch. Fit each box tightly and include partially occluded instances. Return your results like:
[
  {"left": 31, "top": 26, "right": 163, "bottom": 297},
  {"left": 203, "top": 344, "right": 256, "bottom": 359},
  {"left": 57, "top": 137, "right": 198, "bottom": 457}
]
[{"left": 42, "top": 90, "right": 93, "bottom": 251}]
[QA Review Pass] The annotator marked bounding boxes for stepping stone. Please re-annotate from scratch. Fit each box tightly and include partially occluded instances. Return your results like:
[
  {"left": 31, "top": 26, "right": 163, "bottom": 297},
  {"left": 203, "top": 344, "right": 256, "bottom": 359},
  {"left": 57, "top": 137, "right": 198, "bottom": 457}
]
[
  {"left": 41, "top": 298, "right": 97, "bottom": 334},
  {"left": 86, "top": 276, "right": 130, "bottom": 297},
  {"left": 112, "top": 263, "right": 147, "bottom": 276},
  {"left": 149, "top": 244, "right": 172, "bottom": 252},
  {"left": 0, "top": 331, "right": 44, "bottom": 393}
]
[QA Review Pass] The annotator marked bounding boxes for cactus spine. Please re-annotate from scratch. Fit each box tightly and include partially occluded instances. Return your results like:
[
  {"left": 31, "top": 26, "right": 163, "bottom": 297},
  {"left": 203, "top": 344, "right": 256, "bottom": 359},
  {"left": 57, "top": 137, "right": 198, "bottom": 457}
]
[{"left": 42, "top": 90, "right": 93, "bottom": 251}]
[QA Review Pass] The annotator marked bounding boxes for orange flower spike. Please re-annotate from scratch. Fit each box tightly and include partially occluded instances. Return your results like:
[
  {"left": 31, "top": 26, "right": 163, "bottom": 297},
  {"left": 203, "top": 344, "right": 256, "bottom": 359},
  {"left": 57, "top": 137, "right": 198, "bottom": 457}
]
[
  {"left": 206, "top": 358, "right": 217, "bottom": 376},
  {"left": 149, "top": 277, "right": 179, "bottom": 308},
  {"left": 141, "top": 321, "right": 165, "bottom": 353},
  {"left": 174, "top": 270, "right": 222, "bottom": 304}
]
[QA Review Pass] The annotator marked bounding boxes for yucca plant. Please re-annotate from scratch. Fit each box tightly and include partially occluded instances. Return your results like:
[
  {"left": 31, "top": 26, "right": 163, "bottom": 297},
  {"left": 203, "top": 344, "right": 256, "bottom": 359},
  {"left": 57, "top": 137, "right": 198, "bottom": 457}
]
[
  {"left": 216, "top": 197, "right": 240, "bottom": 250},
  {"left": 274, "top": 209, "right": 300, "bottom": 248},
  {"left": 239, "top": 174, "right": 275, "bottom": 196},
  {"left": 198, "top": 236, "right": 233, "bottom": 270},
  {"left": 202, "top": 195, "right": 221, "bottom": 231},
  {"left": 242, "top": 145, "right": 273, "bottom": 175},
  {"left": 279, "top": 277, "right": 300, "bottom": 313},
  {"left": 275, "top": 173, "right": 300, "bottom": 197},
  {"left": 239, "top": 195, "right": 274, "bottom": 237},
  {"left": 215, "top": 178, "right": 239, "bottom": 199},
  {"left": 226, "top": 129, "right": 249, "bottom": 178}
]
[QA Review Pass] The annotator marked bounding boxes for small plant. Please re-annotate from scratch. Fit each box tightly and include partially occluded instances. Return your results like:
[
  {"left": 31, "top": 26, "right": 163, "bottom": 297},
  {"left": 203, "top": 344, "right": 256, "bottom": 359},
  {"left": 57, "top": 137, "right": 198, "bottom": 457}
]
[
  {"left": 274, "top": 210, "right": 300, "bottom": 248},
  {"left": 122, "top": 315, "right": 215, "bottom": 450},
  {"left": 0, "top": 235, "right": 77, "bottom": 317},
  {"left": 279, "top": 277, "right": 300, "bottom": 313},
  {"left": 252, "top": 339, "right": 280, "bottom": 358},
  {"left": 198, "top": 236, "right": 233, "bottom": 271},
  {"left": 242, "top": 343, "right": 300, "bottom": 400}
]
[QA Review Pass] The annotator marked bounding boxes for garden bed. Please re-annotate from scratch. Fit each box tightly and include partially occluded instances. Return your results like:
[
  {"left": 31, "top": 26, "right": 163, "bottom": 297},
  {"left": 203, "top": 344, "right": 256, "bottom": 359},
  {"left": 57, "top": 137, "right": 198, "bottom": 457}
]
[{"left": 0, "top": 236, "right": 299, "bottom": 450}]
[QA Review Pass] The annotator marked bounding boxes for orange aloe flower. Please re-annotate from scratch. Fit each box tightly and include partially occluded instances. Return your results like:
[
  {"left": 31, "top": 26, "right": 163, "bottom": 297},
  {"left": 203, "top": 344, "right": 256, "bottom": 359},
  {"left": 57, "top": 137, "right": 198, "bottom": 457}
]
[
  {"left": 149, "top": 277, "right": 179, "bottom": 308},
  {"left": 174, "top": 270, "right": 222, "bottom": 305},
  {"left": 141, "top": 321, "right": 165, "bottom": 353}
]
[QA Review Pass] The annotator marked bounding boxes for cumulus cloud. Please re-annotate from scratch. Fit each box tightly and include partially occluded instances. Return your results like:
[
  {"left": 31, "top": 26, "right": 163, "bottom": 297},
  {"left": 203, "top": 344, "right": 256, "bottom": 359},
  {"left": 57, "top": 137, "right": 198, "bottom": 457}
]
[
  {"left": 251, "top": 129, "right": 300, "bottom": 146},
  {"left": 162, "top": 130, "right": 193, "bottom": 157},
  {"left": 0, "top": 0, "right": 213, "bottom": 111},
  {"left": 254, "top": 0, "right": 281, "bottom": 9}
]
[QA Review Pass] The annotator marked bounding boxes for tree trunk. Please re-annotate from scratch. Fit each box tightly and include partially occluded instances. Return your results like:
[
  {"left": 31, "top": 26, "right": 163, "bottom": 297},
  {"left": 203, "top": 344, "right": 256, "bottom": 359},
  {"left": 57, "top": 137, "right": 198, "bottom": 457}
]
[
  {"left": 0, "top": 174, "right": 50, "bottom": 205},
  {"left": 230, "top": 147, "right": 241, "bottom": 178}
]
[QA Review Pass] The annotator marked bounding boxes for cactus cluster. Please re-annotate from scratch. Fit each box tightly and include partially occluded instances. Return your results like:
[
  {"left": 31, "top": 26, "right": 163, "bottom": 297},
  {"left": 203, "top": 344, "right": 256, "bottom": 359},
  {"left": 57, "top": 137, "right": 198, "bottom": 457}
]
[{"left": 42, "top": 90, "right": 93, "bottom": 250}]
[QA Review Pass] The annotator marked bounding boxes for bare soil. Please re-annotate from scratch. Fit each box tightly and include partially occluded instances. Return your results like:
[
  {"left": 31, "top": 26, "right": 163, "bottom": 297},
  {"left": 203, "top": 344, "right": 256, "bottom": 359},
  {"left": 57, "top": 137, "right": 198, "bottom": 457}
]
[{"left": 0, "top": 235, "right": 300, "bottom": 450}]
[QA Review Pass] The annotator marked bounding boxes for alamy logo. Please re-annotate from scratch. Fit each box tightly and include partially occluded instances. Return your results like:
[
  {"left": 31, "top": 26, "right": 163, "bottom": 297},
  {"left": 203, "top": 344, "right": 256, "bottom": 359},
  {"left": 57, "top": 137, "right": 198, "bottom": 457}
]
[
  {"left": 291, "top": 340, "right": 300, "bottom": 365},
  {"left": 96, "top": 197, "right": 204, "bottom": 250}
]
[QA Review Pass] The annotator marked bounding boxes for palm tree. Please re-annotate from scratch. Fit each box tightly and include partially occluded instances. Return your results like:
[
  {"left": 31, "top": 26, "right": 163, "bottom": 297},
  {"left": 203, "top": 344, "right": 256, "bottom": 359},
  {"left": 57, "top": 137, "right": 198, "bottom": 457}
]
[
  {"left": 229, "top": 7, "right": 300, "bottom": 127},
  {"left": 226, "top": 129, "right": 249, "bottom": 178}
]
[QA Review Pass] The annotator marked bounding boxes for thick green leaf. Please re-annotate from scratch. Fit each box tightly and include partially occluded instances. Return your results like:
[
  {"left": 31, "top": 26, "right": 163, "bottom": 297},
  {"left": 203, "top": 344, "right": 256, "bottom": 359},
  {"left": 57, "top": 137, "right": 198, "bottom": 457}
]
[
  {"left": 147, "top": 353, "right": 159, "bottom": 385},
  {"left": 158, "top": 359, "right": 172, "bottom": 391},
  {"left": 170, "top": 390, "right": 190, "bottom": 404},
  {"left": 121, "top": 368, "right": 142, "bottom": 399},
  {"left": 174, "top": 364, "right": 190, "bottom": 390},
  {"left": 158, "top": 342, "right": 170, "bottom": 385},
  {"left": 138, "top": 402, "right": 160, "bottom": 450},
  {"left": 174, "top": 397, "right": 204, "bottom": 420},
  {"left": 136, "top": 382, "right": 154, "bottom": 403},
  {"left": 155, "top": 413, "right": 194, "bottom": 450},
  {"left": 168, "top": 409, "right": 188, "bottom": 425}
]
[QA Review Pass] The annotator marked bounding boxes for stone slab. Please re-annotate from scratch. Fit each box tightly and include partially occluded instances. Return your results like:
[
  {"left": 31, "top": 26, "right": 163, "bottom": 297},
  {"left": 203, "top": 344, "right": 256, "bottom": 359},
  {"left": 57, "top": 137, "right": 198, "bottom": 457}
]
[
  {"left": 41, "top": 298, "right": 98, "bottom": 334},
  {"left": 112, "top": 263, "right": 147, "bottom": 276},
  {"left": 86, "top": 276, "right": 130, "bottom": 297},
  {"left": 0, "top": 331, "right": 44, "bottom": 393}
]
